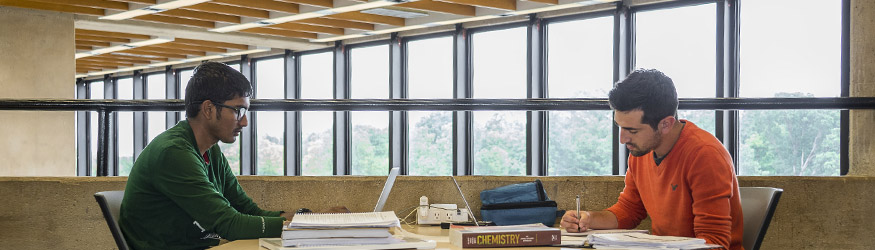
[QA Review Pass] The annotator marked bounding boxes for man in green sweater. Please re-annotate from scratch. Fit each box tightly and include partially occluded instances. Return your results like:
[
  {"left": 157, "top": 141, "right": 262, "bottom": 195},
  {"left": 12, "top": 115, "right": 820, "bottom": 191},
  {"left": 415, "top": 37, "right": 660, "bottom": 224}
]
[{"left": 119, "top": 62, "right": 292, "bottom": 250}]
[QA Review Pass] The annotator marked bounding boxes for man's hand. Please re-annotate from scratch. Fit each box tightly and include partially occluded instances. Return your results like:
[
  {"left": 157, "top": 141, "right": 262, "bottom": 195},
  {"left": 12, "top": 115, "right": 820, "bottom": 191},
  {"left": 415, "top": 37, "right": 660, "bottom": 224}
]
[
  {"left": 560, "top": 210, "right": 592, "bottom": 232},
  {"left": 280, "top": 212, "right": 294, "bottom": 221}
]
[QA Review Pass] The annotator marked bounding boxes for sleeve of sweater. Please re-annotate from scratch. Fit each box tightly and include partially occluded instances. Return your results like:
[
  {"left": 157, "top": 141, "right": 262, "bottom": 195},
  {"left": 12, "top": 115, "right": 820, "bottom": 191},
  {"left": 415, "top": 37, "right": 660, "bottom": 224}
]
[
  {"left": 686, "top": 146, "right": 735, "bottom": 249},
  {"left": 606, "top": 165, "right": 649, "bottom": 229},
  {"left": 152, "top": 145, "right": 284, "bottom": 241}
]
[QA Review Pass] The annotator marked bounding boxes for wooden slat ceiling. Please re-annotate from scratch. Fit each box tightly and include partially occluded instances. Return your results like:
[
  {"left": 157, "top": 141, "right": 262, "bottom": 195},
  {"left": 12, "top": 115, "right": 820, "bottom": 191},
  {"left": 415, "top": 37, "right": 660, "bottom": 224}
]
[{"left": 0, "top": 0, "right": 617, "bottom": 75}]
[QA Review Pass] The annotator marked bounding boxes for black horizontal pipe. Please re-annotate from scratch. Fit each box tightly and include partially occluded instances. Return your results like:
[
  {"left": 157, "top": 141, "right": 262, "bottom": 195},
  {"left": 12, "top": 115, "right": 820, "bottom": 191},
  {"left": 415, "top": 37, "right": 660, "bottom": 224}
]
[{"left": 1, "top": 97, "right": 875, "bottom": 111}]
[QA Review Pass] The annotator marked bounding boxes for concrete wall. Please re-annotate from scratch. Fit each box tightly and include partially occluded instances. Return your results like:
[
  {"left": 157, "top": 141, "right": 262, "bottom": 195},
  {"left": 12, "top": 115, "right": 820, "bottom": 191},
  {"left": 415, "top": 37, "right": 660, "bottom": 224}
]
[
  {"left": 0, "top": 176, "right": 872, "bottom": 250},
  {"left": 849, "top": 0, "right": 875, "bottom": 176},
  {"left": 0, "top": 7, "right": 76, "bottom": 176}
]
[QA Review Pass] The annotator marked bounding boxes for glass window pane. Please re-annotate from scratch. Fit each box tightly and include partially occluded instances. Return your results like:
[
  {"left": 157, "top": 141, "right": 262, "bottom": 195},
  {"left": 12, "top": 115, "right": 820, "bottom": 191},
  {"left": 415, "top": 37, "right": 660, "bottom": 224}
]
[
  {"left": 146, "top": 73, "right": 166, "bottom": 144},
  {"left": 739, "top": 0, "right": 841, "bottom": 97},
  {"left": 223, "top": 63, "right": 241, "bottom": 175},
  {"left": 179, "top": 69, "right": 194, "bottom": 100},
  {"left": 738, "top": 1, "right": 842, "bottom": 176},
  {"left": 472, "top": 27, "right": 527, "bottom": 175},
  {"left": 408, "top": 36, "right": 453, "bottom": 176},
  {"left": 350, "top": 45, "right": 389, "bottom": 175},
  {"left": 256, "top": 58, "right": 286, "bottom": 176},
  {"left": 301, "top": 52, "right": 334, "bottom": 175},
  {"left": 547, "top": 16, "right": 614, "bottom": 176},
  {"left": 739, "top": 110, "right": 840, "bottom": 176},
  {"left": 635, "top": 3, "right": 717, "bottom": 134},
  {"left": 90, "top": 81, "right": 104, "bottom": 176},
  {"left": 117, "top": 78, "right": 134, "bottom": 176}
]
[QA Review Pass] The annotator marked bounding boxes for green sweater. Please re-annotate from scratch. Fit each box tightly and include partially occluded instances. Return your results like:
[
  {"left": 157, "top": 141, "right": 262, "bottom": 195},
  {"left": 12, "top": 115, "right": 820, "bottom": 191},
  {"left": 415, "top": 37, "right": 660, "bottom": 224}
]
[{"left": 119, "top": 120, "right": 284, "bottom": 250}]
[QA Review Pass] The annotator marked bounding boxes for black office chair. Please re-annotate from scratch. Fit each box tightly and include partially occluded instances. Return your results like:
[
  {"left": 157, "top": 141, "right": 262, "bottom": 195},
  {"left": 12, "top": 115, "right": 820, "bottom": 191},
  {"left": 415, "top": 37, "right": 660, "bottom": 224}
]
[
  {"left": 739, "top": 187, "right": 783, "bottom": 250},
  {"left": 94, "top": 191, "right": 131, "bottom": 250}
]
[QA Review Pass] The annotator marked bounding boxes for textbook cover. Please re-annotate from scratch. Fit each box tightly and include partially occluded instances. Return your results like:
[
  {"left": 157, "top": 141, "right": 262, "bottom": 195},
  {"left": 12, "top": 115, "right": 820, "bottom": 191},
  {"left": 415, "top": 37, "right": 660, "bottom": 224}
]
[{"left": 449, "top": 224, "right": 561, "bottom": 248}]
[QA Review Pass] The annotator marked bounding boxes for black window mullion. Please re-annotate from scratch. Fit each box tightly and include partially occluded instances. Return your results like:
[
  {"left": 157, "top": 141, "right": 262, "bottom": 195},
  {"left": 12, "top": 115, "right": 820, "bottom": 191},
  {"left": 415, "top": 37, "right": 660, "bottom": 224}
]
[
  {"left": 165, "top": 66, "right": 178, "bottom": 130},
  {"left": 285, "top": 50, "right": 301, "bottom": 176},
  {"left": 76, "top": 80, "right": 90, "bottom": 176},
  {"left": 613, "top": 2, "right": 632, "bottom": 175},
  {"left": 527, "top": 14, "right": 548, "bottom": 176},
  {"left": 389, "top": 33, "right": 408, "bottom": 175},
  {"left": 840, "top": 0, "right": 850, "bottom": 175},
  {"left": 333, "top": 42, "right": 351, "bottom": 175},
  {"left": 718, "top": 0, "right": 740, "bottom": 169},
  {"left": 453, "top": 24, "right": 473, "bottom": 176},
  {"left": 240, "top": 55, "right": 256, "bottom": 175},
  {"left": 133, "top": 71, "right": 146, "bottom": 163}
]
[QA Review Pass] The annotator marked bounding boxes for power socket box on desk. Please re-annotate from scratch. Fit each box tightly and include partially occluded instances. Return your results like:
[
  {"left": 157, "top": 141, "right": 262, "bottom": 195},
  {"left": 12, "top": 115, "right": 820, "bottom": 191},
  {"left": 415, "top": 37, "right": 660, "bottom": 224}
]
[{"left": 417, "top": 205, "right": 470, "bottom": 225}]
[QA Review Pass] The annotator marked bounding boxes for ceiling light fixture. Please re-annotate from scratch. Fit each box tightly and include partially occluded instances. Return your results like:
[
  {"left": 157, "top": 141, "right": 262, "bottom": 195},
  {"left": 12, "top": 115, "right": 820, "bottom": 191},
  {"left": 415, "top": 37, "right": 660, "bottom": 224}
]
[
  {"left": 210, "top": 0, "right": 415, "bottom": 33},
  {"left": 75, "top": 37, "right": 175, "bottom": 59},
  {"left": 100, "top": 0, "right": 212, "bottom": 20}
]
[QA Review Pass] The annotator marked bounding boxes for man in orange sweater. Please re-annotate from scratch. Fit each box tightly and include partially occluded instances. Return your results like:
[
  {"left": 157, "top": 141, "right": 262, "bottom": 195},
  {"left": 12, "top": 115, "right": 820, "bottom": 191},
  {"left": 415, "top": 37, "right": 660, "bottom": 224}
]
[{"left": 560, "top": 69, "right": 744, "bottom": 250}]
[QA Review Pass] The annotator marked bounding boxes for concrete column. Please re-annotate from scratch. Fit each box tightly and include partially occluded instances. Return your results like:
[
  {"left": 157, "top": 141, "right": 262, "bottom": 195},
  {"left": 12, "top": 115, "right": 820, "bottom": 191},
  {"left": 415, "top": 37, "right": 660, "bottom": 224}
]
[
  {"left": 0, "top": 7, "right": 75, "bottom": 176},
  {"left": 849, "top": 0, "right": 875, "bottom": 176}
]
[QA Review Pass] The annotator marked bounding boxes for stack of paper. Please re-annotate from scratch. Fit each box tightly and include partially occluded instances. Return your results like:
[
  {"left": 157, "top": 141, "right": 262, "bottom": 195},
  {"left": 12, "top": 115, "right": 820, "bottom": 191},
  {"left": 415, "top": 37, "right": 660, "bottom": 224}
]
[
  {"left": 587, "top": 233, "right": 721, "bottom": 250},
  {"left": 282, "top": 211, "right": 402, "bottom": 247}
]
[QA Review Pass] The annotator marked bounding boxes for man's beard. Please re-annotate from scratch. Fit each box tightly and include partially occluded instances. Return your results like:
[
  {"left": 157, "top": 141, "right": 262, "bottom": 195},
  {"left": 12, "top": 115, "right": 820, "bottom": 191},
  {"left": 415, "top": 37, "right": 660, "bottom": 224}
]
[{"left": 627, "top": 132, "right": 661, "bottom": 157}]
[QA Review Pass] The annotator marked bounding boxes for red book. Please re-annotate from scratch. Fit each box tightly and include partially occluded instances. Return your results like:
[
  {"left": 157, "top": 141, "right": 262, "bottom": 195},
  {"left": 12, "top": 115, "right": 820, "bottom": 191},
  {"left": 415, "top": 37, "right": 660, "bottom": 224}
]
[{"left": 449, "top": 224, "right": 561, "bottom": 248}]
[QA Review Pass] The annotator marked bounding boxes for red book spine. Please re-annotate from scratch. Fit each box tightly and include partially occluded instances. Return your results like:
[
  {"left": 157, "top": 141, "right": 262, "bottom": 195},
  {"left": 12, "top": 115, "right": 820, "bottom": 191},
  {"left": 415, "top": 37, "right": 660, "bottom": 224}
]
[{"left": 457, "top": 230, "right": 560, "bottom": 248}]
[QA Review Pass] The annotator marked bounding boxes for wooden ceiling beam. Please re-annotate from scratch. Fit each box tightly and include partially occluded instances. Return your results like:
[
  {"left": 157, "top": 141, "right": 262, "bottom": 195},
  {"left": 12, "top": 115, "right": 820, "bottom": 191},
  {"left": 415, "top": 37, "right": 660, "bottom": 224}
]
[
  {"left": 0, "top": 0, "right": 104, "bottom": 16},
  {"left": 108, "top": 0, "right": 154, "bottom": 4},
  {"left": 76, "top": 34, "right": 131, "bottom": 43},
  {"left": 240, "top": 27, "right": 318, "bottom": 39},
  {"left": 133, "top": 14, "right": 215, "bottom": 28},
  {"left": 434, "top": 0, "right": 516, "bottom": 11},
  {"left": 160, "top": 8, "right": 241, "bottom": 24},
  {"left": 295, "top": 17, "right": 374, "bottom": 31},
  {"left": 274, "top": 0, "right": 332, "bottom": 8},
  {"left": 174, "top": 38, "right": 249, "bottom": 50},
  {"left": 76, "top": 45, "right": 94, "bottom": 51},
  {"left": 79, "top": 57, "right": 147, "bottom": 65},
  {"left": 75, "top": 29, "right": 152, "bottom": 40},
  {"left": 269, "top": 22, "right": 345, "bottom": 35},
  {"left": 398, "top": 0, "right": 476, "bottom": 16},
  {"left": 26, "top": 0, "right": 128, "bottom": 10},
  {"left": 184, "top": 2, "right": 270, "bottom": 19},
  {"left": 90, "top": 55, "right": 155, "bottom": 64},
  {"left": 211, "top": 0, "right": 299, "bottom": 14},
  {"left": 136, "top": 46, "right": 208, "bottom": 56},
  {"left": 152, "top": 42, "right": 228, "bottom": 53},
  {"left": 78, "top": 60, "right": 135, "bottom": 68},
  {"left": 121, "top": 49, "right": 188, "bottom": 59},
  {"left": 325, "top": 12, "right": 405, "bottom": 26},
  {"left": 76, "top": 40, "right": 111, "bottom": 47}
]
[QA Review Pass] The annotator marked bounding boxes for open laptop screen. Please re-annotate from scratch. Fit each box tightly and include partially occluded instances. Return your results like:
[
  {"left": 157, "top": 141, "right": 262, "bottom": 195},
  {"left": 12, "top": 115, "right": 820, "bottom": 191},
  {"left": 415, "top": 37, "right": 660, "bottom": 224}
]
[{"left": 373, "top": 167, "right": 400, "bottom": 212}]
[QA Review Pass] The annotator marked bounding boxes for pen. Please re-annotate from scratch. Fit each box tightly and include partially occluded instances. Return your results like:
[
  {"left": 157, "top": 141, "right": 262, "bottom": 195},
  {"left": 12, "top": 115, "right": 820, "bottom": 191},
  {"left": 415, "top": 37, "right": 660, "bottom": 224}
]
[{"left": 576, "top": 195, "right": 581, "bottom": 219}]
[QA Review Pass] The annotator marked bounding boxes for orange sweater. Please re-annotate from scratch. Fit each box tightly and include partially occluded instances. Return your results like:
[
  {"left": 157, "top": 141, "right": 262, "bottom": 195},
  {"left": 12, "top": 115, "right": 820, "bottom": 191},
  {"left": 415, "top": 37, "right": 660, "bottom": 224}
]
[{"left": 606, "top": 121, "right": 744, "bottom": 250}]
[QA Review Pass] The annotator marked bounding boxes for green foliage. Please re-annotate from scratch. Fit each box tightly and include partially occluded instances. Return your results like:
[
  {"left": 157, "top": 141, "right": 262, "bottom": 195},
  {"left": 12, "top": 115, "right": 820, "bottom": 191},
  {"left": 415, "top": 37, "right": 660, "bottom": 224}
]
[
  {"left": 473, "top": 112, "right": 526, "bottom": 175},
  {"left": 352, "top": 125, "right": 389, "bottom": 175},
  {"left": 409, "top": 112, "right": 453, "bottom": 176},
  {"left": 302, "top": 129, "right": 333, "bottom": 175},
  {"left": 548, "top": 111, "right": 613, "bottom": 176},
  {"left": 257, "top": 135, "right": 284, "bottom": 176}
]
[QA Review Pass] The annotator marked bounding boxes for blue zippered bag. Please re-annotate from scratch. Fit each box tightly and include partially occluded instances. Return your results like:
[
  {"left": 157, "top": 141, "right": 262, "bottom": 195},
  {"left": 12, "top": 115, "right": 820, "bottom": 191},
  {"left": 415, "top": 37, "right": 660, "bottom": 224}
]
[{"left": 479, "top": 179, "right": 558, "bottom": 226}]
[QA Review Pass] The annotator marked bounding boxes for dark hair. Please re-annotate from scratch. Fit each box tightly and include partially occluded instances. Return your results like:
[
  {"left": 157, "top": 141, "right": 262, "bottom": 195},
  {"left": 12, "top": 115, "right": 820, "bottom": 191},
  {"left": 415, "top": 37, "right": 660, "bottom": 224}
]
[
  {"left": 607, "top": 69, "right": 678, "bottom": 129},
  {"left": 184, "top": 62, "right": 252, "bottom": 118}
]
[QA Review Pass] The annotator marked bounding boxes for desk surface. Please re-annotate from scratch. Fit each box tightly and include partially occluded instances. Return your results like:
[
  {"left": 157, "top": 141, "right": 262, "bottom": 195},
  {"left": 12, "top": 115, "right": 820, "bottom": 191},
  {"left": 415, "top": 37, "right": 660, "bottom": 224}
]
[{"left": 209, "top": 225, "right": 586, "bottom": 250}]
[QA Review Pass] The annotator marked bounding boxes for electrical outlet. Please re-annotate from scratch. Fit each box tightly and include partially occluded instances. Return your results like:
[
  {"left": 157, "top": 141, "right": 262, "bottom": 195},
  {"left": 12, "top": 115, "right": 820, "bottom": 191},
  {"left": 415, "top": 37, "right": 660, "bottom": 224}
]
[{"left": 417, "top": 196, "right": 469, "bottom": 225}]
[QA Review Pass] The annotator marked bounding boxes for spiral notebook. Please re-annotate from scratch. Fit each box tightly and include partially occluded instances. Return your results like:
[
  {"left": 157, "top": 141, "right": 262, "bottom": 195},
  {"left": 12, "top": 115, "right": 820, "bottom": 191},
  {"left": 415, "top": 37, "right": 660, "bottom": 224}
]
[{"left": 287, "top": 211, "right": 401, "bottom": 228}]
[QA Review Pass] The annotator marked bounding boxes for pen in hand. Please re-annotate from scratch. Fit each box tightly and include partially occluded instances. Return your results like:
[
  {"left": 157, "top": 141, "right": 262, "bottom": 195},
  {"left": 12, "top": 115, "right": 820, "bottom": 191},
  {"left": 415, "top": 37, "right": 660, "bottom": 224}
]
[{"left": 576, "top": 194, "right": 581, "bottom": 221}]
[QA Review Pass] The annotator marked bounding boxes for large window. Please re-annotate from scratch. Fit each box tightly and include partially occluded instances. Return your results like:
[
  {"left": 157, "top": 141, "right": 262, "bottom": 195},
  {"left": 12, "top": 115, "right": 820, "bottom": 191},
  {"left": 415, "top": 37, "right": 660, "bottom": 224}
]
[
  {"left": 300, "top": 52, "right": 334, "bottom": 175},
  {"left": 737, "top": 0, "right": 842, "bottom": 176},
  {"left": 255, "top": 58, "right": 286, "bottom": 176},
  {"left": 117, "top": 78, "right": 134, "bottom": 176},
  {"left": 471, "top": 26, "right": 527, "bottom": 175},
  {"left": 635, "top": 3, "right": 717, "bottom": 134},
  {"left": 350, "top": 44, "right": 390, "bottom": 176},
  {"left": 547, "top": 16, "right": 614, "bottom": 176},
  {"left": 221, "top": 63, "right": 242, "bottom": 175},
  {"left": 407, "top": 36, "right": 453, "bottom": 176},
  {"left": 89, "top": 81, "right": 104, "bottom": 176},
  {"left": 146, "top": 73, "right": 166, "bottom": 144}
]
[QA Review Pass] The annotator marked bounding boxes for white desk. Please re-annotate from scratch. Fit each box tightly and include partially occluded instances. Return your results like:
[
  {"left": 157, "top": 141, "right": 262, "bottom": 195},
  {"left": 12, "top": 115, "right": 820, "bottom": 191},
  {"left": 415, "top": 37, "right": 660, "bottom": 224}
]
[{"left": 208, "top": 225, "right": 586, "bottom": 250}]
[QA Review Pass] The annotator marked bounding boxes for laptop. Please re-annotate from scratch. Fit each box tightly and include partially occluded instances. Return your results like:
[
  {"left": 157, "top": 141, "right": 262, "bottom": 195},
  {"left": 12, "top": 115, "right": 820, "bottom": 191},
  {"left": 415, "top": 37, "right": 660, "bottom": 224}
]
[{"left": 373, "top": 167, "right": 401, "bottom": 212}]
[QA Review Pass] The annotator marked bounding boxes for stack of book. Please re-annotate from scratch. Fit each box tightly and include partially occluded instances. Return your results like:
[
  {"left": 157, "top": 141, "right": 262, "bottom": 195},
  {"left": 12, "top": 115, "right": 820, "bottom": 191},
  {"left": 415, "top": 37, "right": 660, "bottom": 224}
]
[
  {"left": 281, "top": 211, "right": 402, "bottom": 248},
  {"left": 587, "top": 232, "right": 721, "bottom": 250},
  {"left": 449, "top": 223, "right": 561, "bottom": 248}
]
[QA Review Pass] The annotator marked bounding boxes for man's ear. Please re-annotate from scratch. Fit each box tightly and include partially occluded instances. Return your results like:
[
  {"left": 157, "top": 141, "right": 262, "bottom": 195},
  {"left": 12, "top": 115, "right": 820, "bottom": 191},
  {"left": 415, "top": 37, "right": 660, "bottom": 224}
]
[
  {"left": 659, "top": 116, "right": 676, "bottom": 133},
  {"left": 200, "top": 100, "right": 214, "bottom": 120}
]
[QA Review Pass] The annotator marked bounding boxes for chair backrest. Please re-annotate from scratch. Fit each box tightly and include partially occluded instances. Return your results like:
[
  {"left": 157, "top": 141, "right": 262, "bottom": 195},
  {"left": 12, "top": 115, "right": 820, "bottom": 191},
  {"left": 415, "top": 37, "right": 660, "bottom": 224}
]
[
  {"left": 94, "top": 191, "right": 131, "bottom": 250},
  {"left": 739, "top": 187, "right": 783, "bottom": 250}
]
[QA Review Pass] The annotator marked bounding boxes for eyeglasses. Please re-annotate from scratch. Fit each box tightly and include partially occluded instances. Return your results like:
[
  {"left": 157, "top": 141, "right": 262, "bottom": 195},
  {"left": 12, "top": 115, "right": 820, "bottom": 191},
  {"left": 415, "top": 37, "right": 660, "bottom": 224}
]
[{"left": 212, "top": 102, "right": 248, "bottom": 121}]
